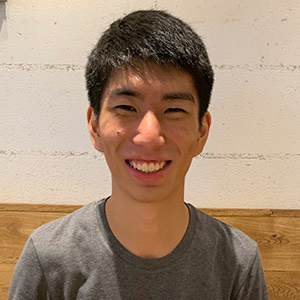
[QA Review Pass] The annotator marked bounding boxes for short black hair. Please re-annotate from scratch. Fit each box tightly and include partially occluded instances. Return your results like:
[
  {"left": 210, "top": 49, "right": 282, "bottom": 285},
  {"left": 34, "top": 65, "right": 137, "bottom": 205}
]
[{"left": 85, "top": 10, "right": 214, "bottom": 122}]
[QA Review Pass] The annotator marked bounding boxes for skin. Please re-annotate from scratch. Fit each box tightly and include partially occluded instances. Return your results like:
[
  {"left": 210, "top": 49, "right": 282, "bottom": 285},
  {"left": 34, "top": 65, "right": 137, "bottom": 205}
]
[{"left": 87, "top": 62, "right": 211, "bottom": 258}]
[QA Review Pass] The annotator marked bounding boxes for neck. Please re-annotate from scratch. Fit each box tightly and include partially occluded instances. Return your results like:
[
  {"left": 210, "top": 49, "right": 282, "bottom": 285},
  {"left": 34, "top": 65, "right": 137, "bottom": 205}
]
[{"left": 105, "top": 193, "right": 189, "bottom": 258}]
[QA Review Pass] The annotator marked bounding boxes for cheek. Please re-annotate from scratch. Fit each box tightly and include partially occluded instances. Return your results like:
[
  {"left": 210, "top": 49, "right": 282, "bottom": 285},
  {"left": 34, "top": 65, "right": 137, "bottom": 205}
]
[
  {"left": 167, "top": 125, "right": 201, "bottom": 159},
  {"left": 101, "top": 130, "right": 123, "bottom": 148},
  {"left": 168, "top": 124, "right": 199, "bottom": 144},
  {"left": 100, "top": 117, "right": 121, "bottom": 136},
  {"left": 99, "top": 121, "right": 129, "bottom": 150}
]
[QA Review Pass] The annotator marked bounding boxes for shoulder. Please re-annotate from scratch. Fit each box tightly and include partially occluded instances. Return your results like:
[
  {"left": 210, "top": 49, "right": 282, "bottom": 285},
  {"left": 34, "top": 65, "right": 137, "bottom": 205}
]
[
  {"left": 188, "top": 204, "right": 258, "bottom": 267},
  {"left": 30, "top": 199, "right": 104, "bottom": 254}
]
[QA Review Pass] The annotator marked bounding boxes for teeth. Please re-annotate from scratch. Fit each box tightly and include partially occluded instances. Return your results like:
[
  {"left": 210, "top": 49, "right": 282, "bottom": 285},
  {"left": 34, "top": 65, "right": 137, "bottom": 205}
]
[
  {"left": 148, "top": 163, "right": 155, "bottom": 172},
  {"left": 129, "top": 161, "right": 167, "bottom": 173},
  {"left": 142, "top": 163, "right": 148, "bottom": 172}
]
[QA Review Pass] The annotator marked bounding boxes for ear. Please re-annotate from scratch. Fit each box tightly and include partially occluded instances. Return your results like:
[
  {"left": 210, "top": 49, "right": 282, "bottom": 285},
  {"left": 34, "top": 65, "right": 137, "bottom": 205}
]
[
  {"left": 194, "top": 111, "right": 211, "bottom": 157},
  {"left": 87, "top": 106, "right": 104, "bottom": 152}
]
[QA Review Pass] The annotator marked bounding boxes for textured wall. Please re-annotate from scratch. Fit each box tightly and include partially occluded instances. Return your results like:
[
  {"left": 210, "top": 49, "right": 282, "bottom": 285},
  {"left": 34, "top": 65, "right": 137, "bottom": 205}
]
[{"left": 0, "top": 0, "right": 299, "bottom": 208}]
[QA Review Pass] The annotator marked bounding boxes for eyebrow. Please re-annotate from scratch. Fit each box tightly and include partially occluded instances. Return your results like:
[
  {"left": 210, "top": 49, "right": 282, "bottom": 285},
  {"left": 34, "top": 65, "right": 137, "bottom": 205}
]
[
  {"left": 109, "top": 88, "right": 196, "bottom": 104},
  {"left": 163, "top": 93, "right": 196, "bottom": 104},
  {"left": 110, "top": 88, "right": 140, "bottom": 98}
]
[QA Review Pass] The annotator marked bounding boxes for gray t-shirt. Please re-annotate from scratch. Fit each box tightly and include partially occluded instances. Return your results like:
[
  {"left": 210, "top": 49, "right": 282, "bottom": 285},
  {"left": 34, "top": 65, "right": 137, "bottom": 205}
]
[{"left": 9, "top": 198, "right": 269, "bottom": 300}]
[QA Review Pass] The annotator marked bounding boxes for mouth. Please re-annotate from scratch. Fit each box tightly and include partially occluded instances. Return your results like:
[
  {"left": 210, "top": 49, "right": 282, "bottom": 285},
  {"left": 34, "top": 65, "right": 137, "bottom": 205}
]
[{"left": 126, "top": 159, "right": 171, "bottom": 173}]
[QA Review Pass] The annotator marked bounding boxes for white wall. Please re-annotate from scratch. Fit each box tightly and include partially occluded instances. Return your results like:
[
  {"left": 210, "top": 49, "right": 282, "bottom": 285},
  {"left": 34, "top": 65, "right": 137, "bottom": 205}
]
[{"left": 0, "top": 0, "right": 299, "bottom": 208}]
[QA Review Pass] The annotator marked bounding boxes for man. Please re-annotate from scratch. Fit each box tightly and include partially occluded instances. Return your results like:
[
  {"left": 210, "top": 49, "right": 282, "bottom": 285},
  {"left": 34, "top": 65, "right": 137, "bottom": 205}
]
[{"left": 9, "top": 10, "right": 269, "bottom": 299}]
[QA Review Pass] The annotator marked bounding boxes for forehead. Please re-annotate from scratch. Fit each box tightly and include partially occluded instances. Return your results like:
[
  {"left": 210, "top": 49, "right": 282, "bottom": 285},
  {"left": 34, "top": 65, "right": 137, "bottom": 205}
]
[{"left": 104, "top": 61, "right": 198, "bottom": 98}]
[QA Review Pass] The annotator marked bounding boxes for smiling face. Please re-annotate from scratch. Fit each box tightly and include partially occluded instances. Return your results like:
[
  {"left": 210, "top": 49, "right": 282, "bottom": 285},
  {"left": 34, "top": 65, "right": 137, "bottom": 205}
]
[{"left": 88, "top": 62, "right": 211, "bottom": 203}]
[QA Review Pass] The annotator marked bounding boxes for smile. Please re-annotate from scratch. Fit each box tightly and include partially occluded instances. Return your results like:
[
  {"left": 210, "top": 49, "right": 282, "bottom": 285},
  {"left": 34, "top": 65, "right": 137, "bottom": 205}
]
[{"left": 126, "top": 160, "right": 169, "bottom": 173}]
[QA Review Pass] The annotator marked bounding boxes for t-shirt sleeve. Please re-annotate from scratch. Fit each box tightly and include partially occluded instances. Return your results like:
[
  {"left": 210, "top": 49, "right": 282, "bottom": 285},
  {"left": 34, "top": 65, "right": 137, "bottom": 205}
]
[
  {"left": 9, "top": 237, "right": 50, "bottom": 300},
  {"left": 234, "top": 248, "right": 269, "bottom": 300}
]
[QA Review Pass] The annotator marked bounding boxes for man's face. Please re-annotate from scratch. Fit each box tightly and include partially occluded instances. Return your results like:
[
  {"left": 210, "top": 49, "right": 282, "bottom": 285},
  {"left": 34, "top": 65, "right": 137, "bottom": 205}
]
[{"left": 88, "top": 62, "right": 211, "bottom": 202}]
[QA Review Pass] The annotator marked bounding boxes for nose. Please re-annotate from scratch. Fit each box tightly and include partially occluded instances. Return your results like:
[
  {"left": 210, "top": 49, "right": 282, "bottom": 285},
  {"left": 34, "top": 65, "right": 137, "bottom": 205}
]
[{"left": 133, "top": 111, "right": 165, "bottom": 149}]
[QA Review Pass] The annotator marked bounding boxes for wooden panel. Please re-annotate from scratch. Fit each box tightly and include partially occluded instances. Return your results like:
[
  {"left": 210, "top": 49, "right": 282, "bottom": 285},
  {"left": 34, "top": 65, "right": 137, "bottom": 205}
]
[
  {"left": 0, "top": 264, "right": 14, "bottom": 300},
  {"left": 202, "top": 208, "right": 273, "bottom": 217},
  {"left": 265, "top": 271, "right": 300, "bottom": 300},
  {"left": 0, "top": 203, "right": 300, "bottom": 300},
  {"left": 0, "top": 203, "right": 81, "bottom": 213},
  {"left": 269, "top": 210, "right": 300, "bottom": 218}
]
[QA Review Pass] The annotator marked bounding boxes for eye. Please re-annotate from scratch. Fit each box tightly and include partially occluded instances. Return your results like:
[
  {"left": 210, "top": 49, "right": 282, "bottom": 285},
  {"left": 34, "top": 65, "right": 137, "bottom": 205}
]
[
  {"left": 115, "top": 105, "right": 137, "bottom": 112},
  {"left": 164, "top": 107, "right": 186, "bottom": 113}
]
